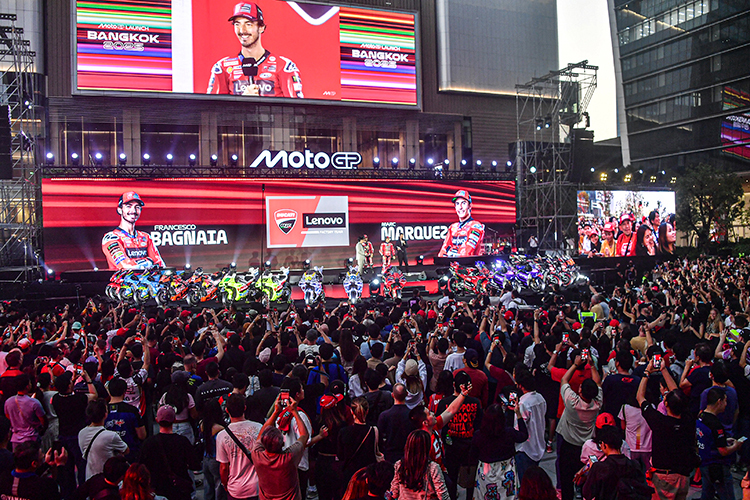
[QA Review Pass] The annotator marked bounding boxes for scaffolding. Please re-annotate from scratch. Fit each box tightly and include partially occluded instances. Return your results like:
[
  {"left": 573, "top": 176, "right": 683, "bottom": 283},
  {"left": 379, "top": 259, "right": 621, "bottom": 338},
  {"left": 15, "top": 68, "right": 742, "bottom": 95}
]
[
  {"left": 516, "top": 61, "right": 597, "bottom": 252},
  {"left": 0, "top": 13, "right": 41, "bottom": 281}
]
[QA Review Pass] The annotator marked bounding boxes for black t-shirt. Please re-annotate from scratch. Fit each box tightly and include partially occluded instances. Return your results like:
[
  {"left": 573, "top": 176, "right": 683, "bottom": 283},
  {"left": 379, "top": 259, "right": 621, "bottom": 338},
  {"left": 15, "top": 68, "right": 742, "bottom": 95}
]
[
  {"left": 73, "top": 472, "right": 119, "bottom": 500},
  {"left": 195, "top": 378, "right": 233, "bottom": 413},
  {"left": 436, "top": 395, "right": 482, "bottom": 441},
  {"left": 641, "top": 401, "right": 696, "bottom": 475},
  {"left": 686, "top": 365, "right": 712, "bottom": 414},
  {"left": 0, "top": 470, "right": 60, "bottom": 500},
  {"left": 601, "top": 373, "right": 641, "bottom": 417},
  {"left": 138, "top": 433, "right": 201, "bottom": 500},
  {"left": 727, "top": 358, "right": 750, "bottom": 414},
  {"left": 247, "top": 386, "right": 279, "bottom": 423},
  {"left": 52, "top": 392, "right": 89, "bottom": 437}
]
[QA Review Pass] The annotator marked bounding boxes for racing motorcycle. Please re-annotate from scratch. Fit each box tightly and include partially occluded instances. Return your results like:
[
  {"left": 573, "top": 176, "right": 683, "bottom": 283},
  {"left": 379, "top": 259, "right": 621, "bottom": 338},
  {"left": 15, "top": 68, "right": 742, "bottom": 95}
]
[
  {"left": 218, "top": 267, "right": 260, "bottom": 308},
  {"left": 299, "top": 266, "right": 325, "bottom": 306},
  {"left": 342, "top": 266, "right": 363, "bottom": 303},
  {"left": 448, "top": 261, "right": 490, "bottom": 296},
  {"left": 133, "top": 268, "right": 169, "bottom": 307},
  {"left": 255, "top": 266, "right": 292, "bottom": 307},
  {"left": 186, "top": 267, "right": 228, "bottom": 306},
  {"left": 105, "top": 269, "right": 131, "bottom": 301},
  {"left": 381, "top": 265, "right": 406, "bottom": 299},
  {"left": 118, "top": 270, "right": 145, "bottom": 304}
]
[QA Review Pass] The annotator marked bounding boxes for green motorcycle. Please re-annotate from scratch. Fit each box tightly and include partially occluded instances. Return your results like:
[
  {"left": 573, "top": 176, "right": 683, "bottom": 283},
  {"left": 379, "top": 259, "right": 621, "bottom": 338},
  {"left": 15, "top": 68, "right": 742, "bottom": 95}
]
[
  {"left": 218, "top": 267, "right": 260, "bottom": 308},
  {"left": 254, "top": 266, "right": 292, "bottom": 307}
]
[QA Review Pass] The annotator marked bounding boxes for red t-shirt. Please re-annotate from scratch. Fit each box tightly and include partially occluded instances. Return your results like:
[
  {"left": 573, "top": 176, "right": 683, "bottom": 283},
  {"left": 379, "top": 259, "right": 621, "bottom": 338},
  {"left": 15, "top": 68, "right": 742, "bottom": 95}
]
[
  {"left": 550, "top": 366, "right": 592, "bottom": 418},
  {"left": 488, "top": 365, "right": 515, "bottom": 407}
]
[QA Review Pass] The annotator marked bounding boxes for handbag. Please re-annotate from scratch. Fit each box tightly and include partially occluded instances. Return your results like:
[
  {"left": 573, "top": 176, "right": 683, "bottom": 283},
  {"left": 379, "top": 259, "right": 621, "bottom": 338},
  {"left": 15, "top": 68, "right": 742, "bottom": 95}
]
[{"left": 156, "top": 434, "right": 194, "bottom": 496}]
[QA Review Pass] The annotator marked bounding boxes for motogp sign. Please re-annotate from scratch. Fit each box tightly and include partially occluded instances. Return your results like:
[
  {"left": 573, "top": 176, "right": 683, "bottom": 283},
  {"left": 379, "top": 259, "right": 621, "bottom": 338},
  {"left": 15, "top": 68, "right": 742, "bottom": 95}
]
[{"left": 249, "top": 149, "right": 362, "bottom": 170}]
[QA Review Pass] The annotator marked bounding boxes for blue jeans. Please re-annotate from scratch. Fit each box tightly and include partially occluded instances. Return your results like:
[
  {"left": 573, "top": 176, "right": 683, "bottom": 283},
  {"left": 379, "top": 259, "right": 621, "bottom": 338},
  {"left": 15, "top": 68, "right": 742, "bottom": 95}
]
[
  {"left": 515, "top": 451, "right": 538, "bottom": 484},
  {"left": 700, "top": 464, "right": 735, "bottom": 500},
  {"left": 203, "top": 455, "right": 226, "bottom": 500}
]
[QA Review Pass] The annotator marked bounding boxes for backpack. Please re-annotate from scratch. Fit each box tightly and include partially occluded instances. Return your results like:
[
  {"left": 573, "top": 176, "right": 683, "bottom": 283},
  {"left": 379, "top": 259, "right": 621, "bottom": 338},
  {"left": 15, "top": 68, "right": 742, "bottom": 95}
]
[{"left": 614, "top": 459, "right": 654, "bottom": 500}]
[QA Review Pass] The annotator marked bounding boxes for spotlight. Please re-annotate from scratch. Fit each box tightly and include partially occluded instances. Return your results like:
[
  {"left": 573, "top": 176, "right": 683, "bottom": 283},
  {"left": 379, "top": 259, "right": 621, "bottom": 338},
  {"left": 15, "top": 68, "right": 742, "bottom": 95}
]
[
  {"left": 45, "top": 152, "right": 54, "bottom": 166},
  {"left": 94, "top": 153, "right": 103, "bottom": 166},
  {"left": 345, "top": 258, "right": 353, "bottom": 267},
  {"left": 535, "top": 118, "right": 544, "bottom": 131},
  {"left": 624, "top": 174, "right": 632, "bottom": 183},
  {"left": 71, "top": 153, "right": 79, "bottom": 166},
  {"left": 638, "top": 169, "right": 644, "bottom": 174},
  {"left": 599, "top": 172, "right": 608, "bottom": 182},
  {"left": 529, "top": 166, "right": 537, "bottom": 174},
  {"left": 427, "top": 158, "right": 434, "bottom": 166},
  {"left": 142, "top": 153, "right": 150, "bottom": 166},
  {"left": 369, "top": 278, "right": 381, "bottom": 295},
  {"left": 185, "top": 263, "right": 191, "bottom": 270},
  {"left": 391, "top": 157, "right": 398, "bottom": 169},
  {"left": 210, "top": 154, "right": 218, "bottom": 167},
  {"left": 476, "top": 160, "right": 482, "bottom": 167},
  {"left": 230, "top": 154, "right": 239, "bottom": 167},
  {"left": 93, "top": 267, "right": 99, "bottom": 272},
  {"left": 650, "top": 175, "right": 657, "bottom": 183},
  {"left": 506, "top": 161, "right": 511, "bottom": 167},
  {"left": 264, "top": 260, "right": 271, "bottom": 269},
  {"left": 166, "top": 153, "right": 174, "bottom": 166},
  {"left": 544, "top": 116, "right": 552, "bottom": 128},
  {"left": 614, "top": 168, "right": 619, "bottom": 173},
  {"left": 444, "top": 159, "right": 450, "bottom": 165},
  {"left": 373, "top": 156, "right": 380, "bottom": 167},
  {"left": 590, "top": 167, "right": 595, "bottom": 173},
  {"left": 230, "top": 261, "right": 237, "bottom": 268},
  {"left": 409, "top": 158, "right": 416, "bottom": 166},
  {"left": 46, "top": 268, "right": 55, "bottom": 280},
  {"left": 305, "top": 259, "right": 310, "bottom": 265},
  {"left": 416, "top": 255, "right": 424, "bottom": 266},
  {"left": 670, "top": 177, "right": 677, "bottom": 184},
  {"left": 461, "top": 159, "right": 467, "bottom": 166},
  {"left": 188, "top": 154, "right": 196, "bottom": 166}
]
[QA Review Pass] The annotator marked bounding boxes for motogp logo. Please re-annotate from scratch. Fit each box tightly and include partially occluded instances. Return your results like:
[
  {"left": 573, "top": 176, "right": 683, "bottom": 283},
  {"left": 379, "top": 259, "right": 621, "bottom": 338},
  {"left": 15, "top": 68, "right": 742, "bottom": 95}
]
[{"left": 275, "top": 210, "right": 298, "bottom": 234}]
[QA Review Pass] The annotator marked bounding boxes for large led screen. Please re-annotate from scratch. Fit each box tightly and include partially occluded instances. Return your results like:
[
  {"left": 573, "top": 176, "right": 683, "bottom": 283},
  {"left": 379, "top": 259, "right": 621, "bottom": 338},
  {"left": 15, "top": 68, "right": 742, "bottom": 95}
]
[
  {"left": 722, "top": 86, "right": 750, "bottom": 161},
  {"left": 76, "top": 0, "right": 418, "bottom": 106},
  {"left": 42, "top": 179, "right": 515, "bottom": 272},
  {"left": 577, "top": 190, "right": 676, "bottom": 257}
]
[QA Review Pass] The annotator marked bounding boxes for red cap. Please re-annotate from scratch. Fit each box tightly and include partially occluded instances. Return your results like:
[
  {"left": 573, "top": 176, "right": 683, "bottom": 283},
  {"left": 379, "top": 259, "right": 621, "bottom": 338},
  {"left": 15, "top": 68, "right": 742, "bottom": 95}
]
[
  {"left": 504, "top": 310, "right": 514, "bottom": 321},
  {"left": 180, "top": 310, "right": 191, "bottom": 318},
  {"left": 603, "top": 222, "right": 616, "bottom": 233},
  {"left": 596, "top": 413, "right": 616, "bottom": 429},
  {"left": 427, "top": 310, "right": 437, "bottom": 319},
  {"left": 229, "top": 2, "right": 264, "bottom": 23},
  {"left": 572, "top": 322, "right": 582, "bottom": 330},
  {"left": 452, "top": 190, "right": 472, "bottom": 204},
  {"left": 119, "top": 191, "right": 144, "bottom": 207},
  {"left": 117, "top": 327, "right": 128, "bottom": 336},
  {"left": 18, "top": 338, "right": 31, "bottom": 351},
  {"left": 609, "top": 319, "right": 619, "bottom": 328},
  {"left": 277, "top": 410, "right": 293, "bottom": 432},
  {"left": 320, "top": 394, "right": 344, "bottom": 409},
  {"left": 619, "top": 213, "right": 634, "bottom": 224}
]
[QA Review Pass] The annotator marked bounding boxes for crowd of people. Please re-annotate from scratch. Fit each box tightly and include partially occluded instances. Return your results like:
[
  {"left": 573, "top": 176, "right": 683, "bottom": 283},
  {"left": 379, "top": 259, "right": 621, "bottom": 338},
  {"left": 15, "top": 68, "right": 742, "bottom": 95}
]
[
  {"left": 578, "top": 210, "right": 676, "bottom": 257},
  {"left": 2, "top": 255, "right": 750, "bottom": 500}
]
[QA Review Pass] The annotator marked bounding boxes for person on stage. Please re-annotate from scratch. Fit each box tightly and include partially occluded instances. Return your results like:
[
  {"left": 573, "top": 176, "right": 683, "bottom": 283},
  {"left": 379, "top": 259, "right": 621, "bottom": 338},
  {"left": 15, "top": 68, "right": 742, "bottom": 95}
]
[
  {"left": 395, "top": 235, "right": 409, "bottom": 271},
  {"left": 438, "top": 190, "right": 485, "bottom": 257},
  {"left": 102, "top": 192, "right": 165, "bottom": 270},
  {"left": 380, "top": 236, "right": 396, "bottom": 270},
  {"left": 615, "top": 214, "right": 636, "bottom": 257}
]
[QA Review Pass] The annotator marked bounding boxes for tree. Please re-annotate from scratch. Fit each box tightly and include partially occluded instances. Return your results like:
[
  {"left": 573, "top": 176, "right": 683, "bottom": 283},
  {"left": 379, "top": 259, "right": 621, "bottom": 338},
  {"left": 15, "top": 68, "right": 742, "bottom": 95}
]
[{"left": 676, "top": 163, "right": 745, "bottom": 250}]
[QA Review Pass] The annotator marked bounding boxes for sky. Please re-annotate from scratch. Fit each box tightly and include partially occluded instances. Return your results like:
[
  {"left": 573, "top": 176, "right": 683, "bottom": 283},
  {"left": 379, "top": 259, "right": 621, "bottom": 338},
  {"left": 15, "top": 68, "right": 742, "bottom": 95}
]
[{"left": 558, "top": 0, "right": 618, "bottom": 142}]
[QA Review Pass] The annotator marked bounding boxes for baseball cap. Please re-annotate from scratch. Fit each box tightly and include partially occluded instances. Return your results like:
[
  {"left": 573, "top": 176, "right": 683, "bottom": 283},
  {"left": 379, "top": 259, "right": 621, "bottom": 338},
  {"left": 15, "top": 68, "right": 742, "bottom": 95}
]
[
  {"left": 71, "top": 321, "right": 82, "bottom": 330},
  {"left": 229, "top": 2, "right": 264, "bottom": 23},
  {"left": 180, "top": 310, "right": 191, "bottom": 319},
  {"left": 452, "top": 190, "right": 472, "bottom": 204},
  {"left": 118, "top": 191, "right": 144, "bottom": 207},
  {"left": 572, "top": 321, "right": 582, "bottom": 330},
  {"left": 320, "top": 394, "right": 344, "bottom": 409},
  {"left": 277, "top": 410, "right": 293, "bottom": 432},
  {"left": 504, "top": 310, "right": 514, "bottom": 321},
  {"left": 18, "top": 338, "right": 31, "bottom": 351},
  {"left": 602, "top": 222, "right": 616, "bottom": 233},
  {"left": 258, "top": 347, "right": 272, "bottom": 363},
  {"left": 596, "top": 413, "right": 616, "bottom": 429},
  {"left": 404, "top": 359, "right": 419, "bottom": 377},
  {"left": 156, "top": 405, "right": 176, "bottom": 423},
  {"left": 619, "top": 213, "right": 634, "bottom": 224},
  {"left": 609, "top": 319, "right": 620, "bottom": 328},
  {"left": 464, "top": 348, "right": 479, "bottom": 369}
]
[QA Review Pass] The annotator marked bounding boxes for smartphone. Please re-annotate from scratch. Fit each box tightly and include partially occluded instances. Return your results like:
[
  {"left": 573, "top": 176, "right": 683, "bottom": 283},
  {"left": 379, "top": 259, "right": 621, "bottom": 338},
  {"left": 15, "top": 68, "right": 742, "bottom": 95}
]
[
  {"left": 653, "top": 353, "right": 662, "bottom": 370},
  {"left": 589, "top": 455, "right": 598, "bottom": 463},
  {"left": 280, "top": 389, "right": 290, "bottom": 408},
  {"left": 52, "top": 440, "right": 64, "bottom": 453},
  {"left": 738, "top": 436, "right": 748, "bottom": 443},
  {"left": 562, "top": 333, "right": 570, "bottom": 344},
  {"left": 499, "top": 394, "right": 510, "bottom": 406},
  {"left": 581, "top": 349, "right": 589, "bottom": 362},
  {"left": 508, "top": 392, "right": 518, "bottom": 406}
]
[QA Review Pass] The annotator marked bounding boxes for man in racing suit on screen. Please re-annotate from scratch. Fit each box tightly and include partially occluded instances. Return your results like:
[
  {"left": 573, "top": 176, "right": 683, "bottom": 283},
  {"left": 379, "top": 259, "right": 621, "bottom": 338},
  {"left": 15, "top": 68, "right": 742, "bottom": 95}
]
[
  {"left": 379, "top": 236, "right": 396, "bottom": 270},
  {"left": 101, "top": 191, "right": 165, "bottom": 270},
  {"left": 438, "top": 190, "right": 485, "bottom": 257},
  {"left": 206, "top": 2, "right": 303, "bottom": 98}
]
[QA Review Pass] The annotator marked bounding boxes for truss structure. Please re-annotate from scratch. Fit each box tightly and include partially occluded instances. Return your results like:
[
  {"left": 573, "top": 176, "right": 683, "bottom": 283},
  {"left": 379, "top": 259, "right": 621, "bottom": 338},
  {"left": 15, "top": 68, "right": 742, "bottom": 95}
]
[
  {"left": 516, "top": 61, "right": 597, "bottom": 251},
  {"left": 0, "top": 14, "right": 41, "bottom": 281}
]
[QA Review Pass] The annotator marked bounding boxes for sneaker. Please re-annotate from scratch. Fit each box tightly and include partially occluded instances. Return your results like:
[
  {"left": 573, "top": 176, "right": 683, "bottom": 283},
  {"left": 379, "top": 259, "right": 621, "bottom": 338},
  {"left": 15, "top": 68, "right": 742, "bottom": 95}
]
[{"left": 546, "top": 440, "right": 553, "bottom": 453}]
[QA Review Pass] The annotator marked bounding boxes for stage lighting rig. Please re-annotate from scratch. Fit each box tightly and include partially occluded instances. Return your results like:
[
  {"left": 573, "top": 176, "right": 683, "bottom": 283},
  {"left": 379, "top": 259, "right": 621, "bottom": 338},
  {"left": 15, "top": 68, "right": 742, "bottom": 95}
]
[
  {"left": 210, "top": 154, "right": 218, "bottom": 167},
  {"left": 391, "top": 157, "right": 399, "bottom": 169},
  {"left": 189, "top": 154, "right": 197, "bottom": 166},
  {"left": 119, "top": 153, "right": 127, "bottom": 166},
  {"left": 230, "top": 154, "right": 239, "bottom": 168},
  {"left": 94, "top": 153, "right": 103, "bottom": 167},
  {"left": 142, "top": 153, "right": 151, "bottom": 166},
  {"left": 416, "top": 255, "right": 424, "bottom": 266},
  {"left": 45, "top": 152, "right": 54, "bottom": 165},
  {"left": 71, "top": 153, "right": 80, "bottom": 166},
  {"left": 373, "top": 157, "right": 380, "bottom": 169},
  {"left": 166, "top": 153, "right": 174, "bottom": 166}
]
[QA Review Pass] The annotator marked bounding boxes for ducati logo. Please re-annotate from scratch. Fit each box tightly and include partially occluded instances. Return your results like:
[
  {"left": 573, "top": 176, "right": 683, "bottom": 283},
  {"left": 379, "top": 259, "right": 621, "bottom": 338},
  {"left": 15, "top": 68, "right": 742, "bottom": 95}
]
[{"left": 274, "top": 209, "right": 297, "bottom": 234}]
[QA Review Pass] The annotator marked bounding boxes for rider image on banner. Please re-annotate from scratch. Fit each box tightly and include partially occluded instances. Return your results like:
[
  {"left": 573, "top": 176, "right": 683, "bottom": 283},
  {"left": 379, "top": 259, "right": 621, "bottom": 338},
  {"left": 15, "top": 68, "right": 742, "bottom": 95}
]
[{"left": 266, "top": 195, "right": 349, "bottom": 248}]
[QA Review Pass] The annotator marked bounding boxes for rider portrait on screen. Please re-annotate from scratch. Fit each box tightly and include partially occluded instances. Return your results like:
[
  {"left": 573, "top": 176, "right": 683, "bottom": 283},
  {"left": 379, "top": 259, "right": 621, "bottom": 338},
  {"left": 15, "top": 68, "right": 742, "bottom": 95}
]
[
  {"left": 101, "top": 191, "right": 165, "bottom": 270},
  {"left": 206, "top": 2, "right": 304, "bottom": 98},
  {"left": 438, "top": 190, "right": 485, "bottom": 257}
]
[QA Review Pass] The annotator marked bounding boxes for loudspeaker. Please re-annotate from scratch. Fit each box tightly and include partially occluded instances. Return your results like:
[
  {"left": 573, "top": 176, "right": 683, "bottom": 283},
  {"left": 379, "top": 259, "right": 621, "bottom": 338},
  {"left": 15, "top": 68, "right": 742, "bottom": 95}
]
[{"left": 0, "top": 105, "right": 11, "bottom": 179}]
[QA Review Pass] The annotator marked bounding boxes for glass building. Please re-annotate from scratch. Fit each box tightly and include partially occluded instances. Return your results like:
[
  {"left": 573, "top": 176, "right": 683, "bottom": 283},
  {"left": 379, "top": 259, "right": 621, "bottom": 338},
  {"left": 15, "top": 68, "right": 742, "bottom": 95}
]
[{"left": 609, "top": 0, "right": 750, "bottom": 172}]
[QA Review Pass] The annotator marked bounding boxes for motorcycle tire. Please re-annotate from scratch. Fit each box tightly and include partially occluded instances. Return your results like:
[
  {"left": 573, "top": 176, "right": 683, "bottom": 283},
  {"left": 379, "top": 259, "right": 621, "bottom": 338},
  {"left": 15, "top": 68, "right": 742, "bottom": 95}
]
[
  {"left": 394, "top": 288, "right": 402, "bottom": 299},
  {"left": 304, "top": 290, "right": 313, "bottom": 306},
  {"left": 105, "top": 286, "right": 114, "bottom": 301},
  {"left": 530, "top": 278, "right": 544, "bottom": 293},
  {"left": 186, "top": 289, "right": 200, "bottom": 307},
  {"left": 560, "top": 272, "right": 574, "bottom": 287},
  {"left": 118, "top": 286, "right": 134, "bottom": 303},
  {"left": 155, "top": 289, "right": 168, "bottom": 307},
  {"left": 448, "top": 278, "right": 461, "bottom": 294}
]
